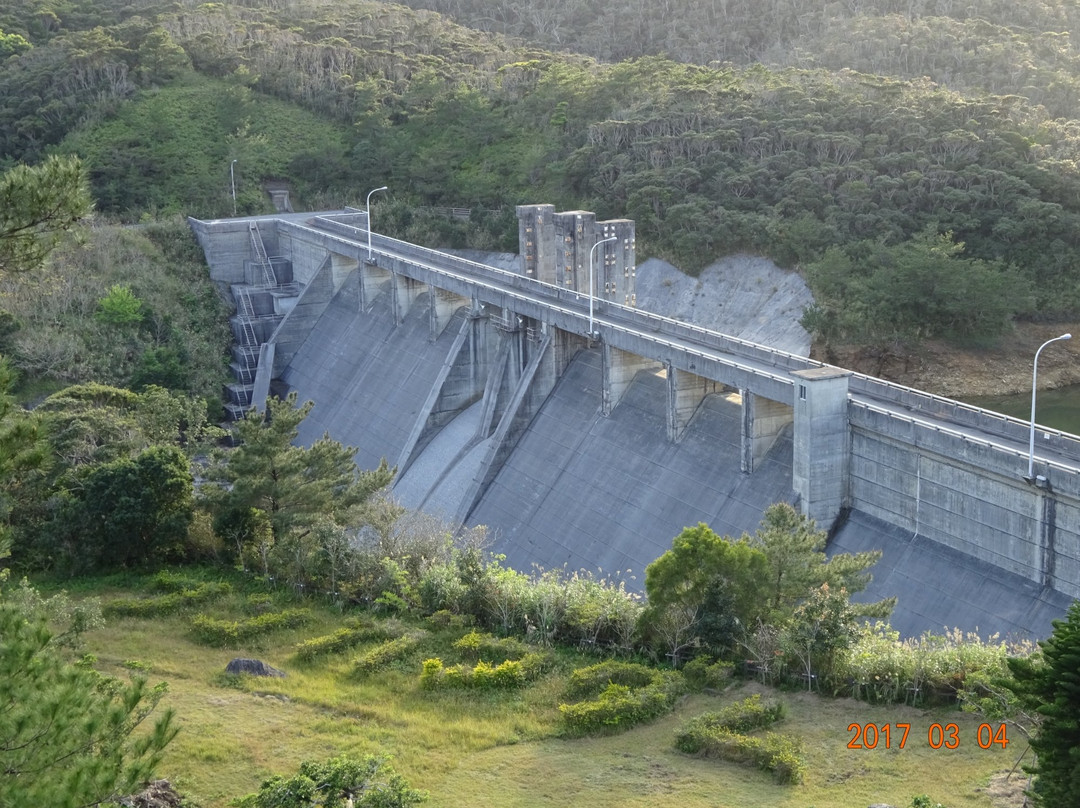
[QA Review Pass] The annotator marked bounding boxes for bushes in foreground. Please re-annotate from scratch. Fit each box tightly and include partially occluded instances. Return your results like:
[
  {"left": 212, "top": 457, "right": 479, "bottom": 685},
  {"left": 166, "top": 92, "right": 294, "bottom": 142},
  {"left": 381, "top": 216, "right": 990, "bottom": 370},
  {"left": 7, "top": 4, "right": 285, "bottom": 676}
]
[
  {"left": 191, "top": 608, "right": 311, "bottom": 647},
  {"left": 563, "top": 659, "right": 663, "bottom": 700},
  {"left": 678, "top": 728, "right": 805, "bottom": 784},
  {"left": 294, "top": 619, "right": 400, "bottom": 662},
  {"left": 675, "top": 695, "right": 804, "bottom": 784},
  {"left": 353, "top": 633, "right": 426, "bottom": 676},
  {"left": 419, "top": 653, "right": 548, "bottom": 690},
  {"left": 836, "top": 623, "right": 1021, "bottom": 705},
  {"left": 558, "top": 660, "right": 685, "bottom": 736},
  {"left": 104, "top": 581, "right": 232, "bottom": 618},
  {"left": 677, "top": 694, "right": 785, "bottom": 737}
]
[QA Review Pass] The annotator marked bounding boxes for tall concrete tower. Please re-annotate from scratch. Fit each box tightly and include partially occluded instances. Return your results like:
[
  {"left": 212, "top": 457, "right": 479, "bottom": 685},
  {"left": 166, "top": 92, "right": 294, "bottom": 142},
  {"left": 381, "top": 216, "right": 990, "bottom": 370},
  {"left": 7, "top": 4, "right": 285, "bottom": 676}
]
[{"left": 517, "top": 205, "right": 637, "bottom": 306}]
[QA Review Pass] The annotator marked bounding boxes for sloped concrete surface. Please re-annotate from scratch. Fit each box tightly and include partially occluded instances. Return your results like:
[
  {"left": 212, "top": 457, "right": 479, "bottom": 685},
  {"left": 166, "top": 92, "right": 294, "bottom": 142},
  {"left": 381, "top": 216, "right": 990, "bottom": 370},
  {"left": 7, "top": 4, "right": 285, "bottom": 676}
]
[
  {"left": 393, "top": 401, "right": 487, "bottom": 515},
  {"left": 830, "top": 510, "right": 1075, "bottom": 640},
  {"left": 281, "top": 287, "right": 465, "bottom": 472},
  {"left": 469, "top": 348, "right": 797, "bottom": 583},
  {"left": 279, "top": 261, "right": 1070, "bottom": 640}
]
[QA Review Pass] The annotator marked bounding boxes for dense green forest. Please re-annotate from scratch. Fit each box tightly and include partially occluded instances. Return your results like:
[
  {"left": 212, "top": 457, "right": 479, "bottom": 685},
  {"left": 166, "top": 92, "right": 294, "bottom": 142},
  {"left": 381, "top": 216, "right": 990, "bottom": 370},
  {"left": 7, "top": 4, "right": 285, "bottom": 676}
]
[{"left": 3, "top": 0, "right": 1080, "bottom": 346}]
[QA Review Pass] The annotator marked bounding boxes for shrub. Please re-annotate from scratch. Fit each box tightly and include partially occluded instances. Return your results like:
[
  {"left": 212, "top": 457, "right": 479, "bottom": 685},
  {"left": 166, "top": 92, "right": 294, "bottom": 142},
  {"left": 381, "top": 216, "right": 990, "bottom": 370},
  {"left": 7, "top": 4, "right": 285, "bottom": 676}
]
[
  {"left": 452, "top": 630, "right": 528, "bottom": 662},
  {"left": 563, "top": 660, "right": 661, "bottom": 701},
  {"left": 96, "top": 284, "right": 144, "bottom": 326},
  {"left": 419, "top": 653, "right": 547, "bottom": 690},
  {"left": 675, "top": 727, "right": 805, "bottom": 784},
  {"left": 676, "top": 695, "right": 785, "bottom": 740},
  {"left": 150, "top": 570, "right": 204, "bottom": 592},
  {"left": 682, "top": 657, "right": 735, "bottom": 691},
  {"left": 244, "top": 593, "right": 274, "bottom": 613},
  {"left": 352, "top": 632, "right": 425, "bottom": 676},
  {"left": 420, "top": 658, "right": 444, "bottom": 690},
  {"left": 104, "top": 582, "right": 231, "bottom": 618},
  {"left": 190, "top": 608, "right": 310, "bottom": 647},
  {"left": 294, "top": 619, "right": 398, "bottom": 662},
  {"left": 559, "top": 672, "right": 684, "bottom": 736},
  {"left": 836, "top": 623, "right": 1014, "bottom": 705}
]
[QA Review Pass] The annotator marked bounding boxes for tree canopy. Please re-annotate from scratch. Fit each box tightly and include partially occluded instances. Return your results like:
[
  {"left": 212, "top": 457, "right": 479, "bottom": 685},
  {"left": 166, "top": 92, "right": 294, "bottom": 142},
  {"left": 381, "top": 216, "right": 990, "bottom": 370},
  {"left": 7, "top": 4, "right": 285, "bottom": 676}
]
[
  {"left": 1006, "top": 600, "right": 1080, "bottom": 806},
  {"left": 0, "top": 155, "right": 91, "bottom": 275},
  {"left": 0, "top": 575, "right": 177, "bottom": 807}
]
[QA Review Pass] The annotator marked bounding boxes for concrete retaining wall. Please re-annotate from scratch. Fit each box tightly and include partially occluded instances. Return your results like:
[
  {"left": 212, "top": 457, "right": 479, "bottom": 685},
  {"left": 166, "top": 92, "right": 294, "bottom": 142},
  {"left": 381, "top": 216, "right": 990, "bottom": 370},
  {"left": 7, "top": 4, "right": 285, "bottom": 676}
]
[{"left": 850, "top": 403, "right": 1080, "bottom": 598}]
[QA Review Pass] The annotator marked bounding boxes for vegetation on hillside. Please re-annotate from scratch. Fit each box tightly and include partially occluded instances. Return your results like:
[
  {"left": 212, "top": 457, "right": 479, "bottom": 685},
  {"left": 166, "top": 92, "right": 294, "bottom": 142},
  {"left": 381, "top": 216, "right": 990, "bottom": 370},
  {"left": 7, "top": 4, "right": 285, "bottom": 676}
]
[
  {"left": 0, "top": 218, "right": 231, "bottom": 402},
  {"left": 3, "top": 0, "right": 1080, "bottom": 345},
  {"left": 397, "top": 0, "right": 1080, "bottom": 121}
]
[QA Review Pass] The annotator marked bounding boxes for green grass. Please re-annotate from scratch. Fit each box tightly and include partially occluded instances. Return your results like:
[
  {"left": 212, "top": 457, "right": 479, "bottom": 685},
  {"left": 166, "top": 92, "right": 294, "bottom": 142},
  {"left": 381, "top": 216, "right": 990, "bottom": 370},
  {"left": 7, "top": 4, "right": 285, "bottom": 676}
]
[{"left": 75, "top": 577, "right": 1021, "bottom": 808}]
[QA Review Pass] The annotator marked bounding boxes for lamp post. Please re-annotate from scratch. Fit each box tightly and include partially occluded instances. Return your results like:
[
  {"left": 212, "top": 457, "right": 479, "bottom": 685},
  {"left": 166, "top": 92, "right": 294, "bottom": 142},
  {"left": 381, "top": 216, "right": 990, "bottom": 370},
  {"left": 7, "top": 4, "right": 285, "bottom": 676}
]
[
  {"left": 366, "top": 186, "right": 388, "bottom": 260},
  {"left": 230, "top": 159, "right": 237, "bottom": 217},
  {"left": 1028, "top": 333, "right": 1071, "bottom": 480},
  {"left": 588, "top": 236, "right": 617, "bottom": 337}
]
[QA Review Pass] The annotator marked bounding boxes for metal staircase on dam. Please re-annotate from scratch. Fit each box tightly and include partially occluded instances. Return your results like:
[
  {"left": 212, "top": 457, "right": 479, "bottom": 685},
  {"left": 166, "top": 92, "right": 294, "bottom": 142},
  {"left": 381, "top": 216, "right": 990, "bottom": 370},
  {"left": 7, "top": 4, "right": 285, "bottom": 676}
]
[{"left": 223, "top": 224, "right": 299, "bottom": 419}]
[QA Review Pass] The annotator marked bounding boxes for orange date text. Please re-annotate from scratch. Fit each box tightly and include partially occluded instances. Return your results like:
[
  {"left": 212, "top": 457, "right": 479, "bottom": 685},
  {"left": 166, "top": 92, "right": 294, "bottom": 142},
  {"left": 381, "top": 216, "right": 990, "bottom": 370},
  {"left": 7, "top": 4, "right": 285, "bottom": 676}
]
[{"left": 846, "top": 722, "right": 1007, "bottom": 750}]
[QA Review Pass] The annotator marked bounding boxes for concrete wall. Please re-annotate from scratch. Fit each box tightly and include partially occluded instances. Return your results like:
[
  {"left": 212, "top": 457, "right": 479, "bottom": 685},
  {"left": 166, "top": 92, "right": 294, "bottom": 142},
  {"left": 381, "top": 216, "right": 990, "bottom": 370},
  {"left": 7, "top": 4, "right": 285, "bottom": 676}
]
[
  {"left": 742, "top": 392, "right": 793, "bottom": 473},
  {"left": 668, "top": 367, "right": 721, "bottom": 442},
  {"left": 268, "top": 255, "right": 338, "bottom": 376},
  {"left": 850, "top": 403, "right": 1080, "bottom": 598},
  {"left": 188, "top": 218, "right": 252, "bottom": 285},
  {"left": 792, "top": 368, "right": 851, "bottom": 526}
]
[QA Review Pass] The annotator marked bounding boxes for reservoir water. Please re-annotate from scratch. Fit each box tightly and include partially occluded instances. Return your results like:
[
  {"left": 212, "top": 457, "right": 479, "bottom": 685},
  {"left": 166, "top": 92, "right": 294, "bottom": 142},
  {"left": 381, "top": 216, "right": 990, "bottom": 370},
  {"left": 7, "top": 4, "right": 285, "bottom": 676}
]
[{"left": 963, "top": 383, "right": 1080, "bottom": 437}]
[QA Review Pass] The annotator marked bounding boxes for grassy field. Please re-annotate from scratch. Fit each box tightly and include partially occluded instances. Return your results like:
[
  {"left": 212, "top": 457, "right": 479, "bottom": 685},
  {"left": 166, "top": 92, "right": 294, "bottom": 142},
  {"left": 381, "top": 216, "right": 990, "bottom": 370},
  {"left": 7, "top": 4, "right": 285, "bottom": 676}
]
[{"left": 74, "top": 573, "right": 1025, "bottom": 808}]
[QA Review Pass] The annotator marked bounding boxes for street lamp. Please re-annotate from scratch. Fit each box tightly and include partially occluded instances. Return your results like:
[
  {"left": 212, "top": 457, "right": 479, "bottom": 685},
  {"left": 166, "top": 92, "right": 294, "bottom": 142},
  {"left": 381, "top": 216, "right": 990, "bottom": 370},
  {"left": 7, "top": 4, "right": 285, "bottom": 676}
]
[
  {"left": 230, "top": 159, "right": 237, "bottom": 217},
  {"left": 1028, "top": 333, "right": 1071, "bottom": 480},
  {"left": 366, "top": 186, "right": 388, "bottom": 260},
  {"left": 588, "top": 236, "right": 617, "bottom": 337}
]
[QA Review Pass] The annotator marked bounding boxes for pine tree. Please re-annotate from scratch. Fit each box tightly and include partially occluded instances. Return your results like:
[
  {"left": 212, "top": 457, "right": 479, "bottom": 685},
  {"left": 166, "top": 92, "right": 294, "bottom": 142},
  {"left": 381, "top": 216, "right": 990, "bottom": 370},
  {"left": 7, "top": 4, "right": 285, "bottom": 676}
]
[
  {"left": 0, "top": 578, "right": 177, "bottom": 807},
  {"left": 209, "top": 393, "right": 395, "bottom": 559},
  {"left": 750, "top": 503, "right": 894, "bottom": 619},
  {"left": 1007, "top": 601, "right": 1080, "bottom": 806},
  {"left": 0, "top": 155, "right": 92, "bottom": 276}
]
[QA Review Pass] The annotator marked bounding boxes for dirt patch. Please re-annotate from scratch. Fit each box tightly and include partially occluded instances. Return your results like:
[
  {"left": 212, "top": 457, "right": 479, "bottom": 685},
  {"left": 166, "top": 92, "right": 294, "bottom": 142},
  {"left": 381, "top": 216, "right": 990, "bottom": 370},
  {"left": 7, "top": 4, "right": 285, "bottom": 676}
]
[
  {"left": 815, "top": 321, "right": 1080, "bottom": 398},
  {"left": 978, "top": 770, "right": 1031, "bottom": 808}
]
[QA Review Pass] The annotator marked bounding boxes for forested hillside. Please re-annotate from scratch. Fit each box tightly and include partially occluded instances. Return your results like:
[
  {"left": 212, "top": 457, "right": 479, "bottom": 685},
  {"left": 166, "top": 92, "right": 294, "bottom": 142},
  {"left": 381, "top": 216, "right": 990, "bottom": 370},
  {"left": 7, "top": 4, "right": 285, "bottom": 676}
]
[
  {"left": 4, "top": 0, "right": 1080, "bottom": 350},
  {"left": 397, "top": 0, "right": 1080, "bottom": 121}
]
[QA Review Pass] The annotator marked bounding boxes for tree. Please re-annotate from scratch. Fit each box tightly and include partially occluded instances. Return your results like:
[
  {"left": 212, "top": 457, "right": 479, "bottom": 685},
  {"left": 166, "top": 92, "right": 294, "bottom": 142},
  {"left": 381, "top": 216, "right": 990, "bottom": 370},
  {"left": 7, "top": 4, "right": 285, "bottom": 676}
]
[
  {"left": 0, "top": 155, "right": 93, "bottom": 276},
  {"left": 643, "top": 523, "right": 770, "bottom": 659},
  {"left": 0, "top": 29, "right": 31, "bottom": 60},
  {"left": 0, "top": 358, "right": 47, "bottom": 552},
  {"left": 0, "top": 577, "right": 178, "bottom": 808},
  {"left": 78, "top": 444, "right": 194, "bottom": 569},
  {"left": 8, "top": 383, "right": 217, "bottom": 571},
  {"left": 235, "top": 754, "right": 426, "bottom": 808},
  {"left": 1006, "top": 601, "right": 1080, "bottom": 806},
  {"left": 209, "top": 393, "right": 395, "bottom": 545},
  {"left": 95, "top": 284, "right": 144, "bottom": 326},
  {"left": 750, "top": 503, "right": 893, "bottom": 620},
  {"left": 781, "top": 582, "right": 859, "bottom": 690}
]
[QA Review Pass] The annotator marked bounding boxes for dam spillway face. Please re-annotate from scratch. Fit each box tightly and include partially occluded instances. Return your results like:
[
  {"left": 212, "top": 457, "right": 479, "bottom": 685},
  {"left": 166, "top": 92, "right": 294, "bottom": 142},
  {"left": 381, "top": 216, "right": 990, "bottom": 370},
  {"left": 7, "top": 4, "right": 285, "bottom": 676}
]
[{"left": 188, "top": 209, "right": 1080, "bottom": 639}]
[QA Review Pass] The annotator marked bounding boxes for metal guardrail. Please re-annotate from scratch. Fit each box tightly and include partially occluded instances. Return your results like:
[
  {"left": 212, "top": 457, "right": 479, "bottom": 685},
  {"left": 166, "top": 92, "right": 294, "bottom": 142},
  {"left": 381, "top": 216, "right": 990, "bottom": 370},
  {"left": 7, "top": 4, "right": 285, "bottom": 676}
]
[
  {"left": 300, "top": 214, "right": 1080, "bottom": 458},
  {"left": 851, "top": 398, "right": 1080, "bottom": 479},
  {"left": 304, "top": 217, "right": 795, "bottom": 389},
  {"left": 249, "top": 222, "right": 278, "bottom": 287}
]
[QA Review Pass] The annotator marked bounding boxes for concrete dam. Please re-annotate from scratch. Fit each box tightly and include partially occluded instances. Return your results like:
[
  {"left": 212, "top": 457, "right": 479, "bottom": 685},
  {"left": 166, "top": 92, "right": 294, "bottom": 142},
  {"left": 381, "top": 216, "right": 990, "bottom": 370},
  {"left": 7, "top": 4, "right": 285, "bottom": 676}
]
[{"left": 190, "top": 207, "right": 1077, "bottom": 640}]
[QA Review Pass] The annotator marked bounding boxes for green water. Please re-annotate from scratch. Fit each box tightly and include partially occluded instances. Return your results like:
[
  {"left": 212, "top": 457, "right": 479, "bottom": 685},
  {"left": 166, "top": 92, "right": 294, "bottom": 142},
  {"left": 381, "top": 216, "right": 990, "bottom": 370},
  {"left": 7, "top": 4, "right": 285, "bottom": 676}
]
[{"left": 963, "top": 384, "right": 1080, "bottom": 437}]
